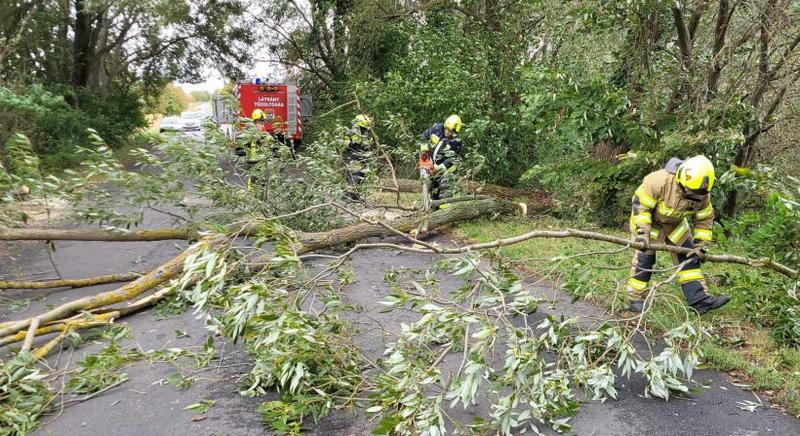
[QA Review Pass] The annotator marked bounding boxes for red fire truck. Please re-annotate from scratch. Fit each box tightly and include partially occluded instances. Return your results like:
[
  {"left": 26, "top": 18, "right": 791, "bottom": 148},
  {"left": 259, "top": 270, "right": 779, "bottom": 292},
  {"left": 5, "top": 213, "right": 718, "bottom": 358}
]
[{"left": 212, "top": 79, "right": 311, "bottom": 148}]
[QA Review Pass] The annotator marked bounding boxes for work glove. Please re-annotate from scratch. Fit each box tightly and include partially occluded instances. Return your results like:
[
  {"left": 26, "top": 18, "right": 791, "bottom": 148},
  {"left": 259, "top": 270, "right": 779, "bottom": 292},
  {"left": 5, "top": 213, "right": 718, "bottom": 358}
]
[
  {"left": 420, "top": 143, "right": 430, "bottom": 153},
  {"left": 633, "top": 233, "right": 650, "bottom": 251},
  {"left": 688, "top": 239, "right": 708, "bottom": 263}
]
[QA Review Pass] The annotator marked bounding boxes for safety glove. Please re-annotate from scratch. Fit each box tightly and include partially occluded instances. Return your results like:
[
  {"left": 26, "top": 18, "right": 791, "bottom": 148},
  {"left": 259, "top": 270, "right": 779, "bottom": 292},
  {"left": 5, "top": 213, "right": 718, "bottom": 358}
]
[
  {"left": 420, "top": 142, "right": 430, "bottom": 153},
  {"left": 689, "top": 239, "right": 708, "bottom": 263},
  {"left": 633, "top": 232, "right": 650, "bottom": 251}
]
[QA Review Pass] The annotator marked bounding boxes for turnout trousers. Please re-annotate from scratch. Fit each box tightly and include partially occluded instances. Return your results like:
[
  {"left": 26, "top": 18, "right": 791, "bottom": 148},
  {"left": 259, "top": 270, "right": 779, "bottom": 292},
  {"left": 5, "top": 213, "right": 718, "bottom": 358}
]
[{"left": 627, "top": 220, "right": 710, "bottom": 305}]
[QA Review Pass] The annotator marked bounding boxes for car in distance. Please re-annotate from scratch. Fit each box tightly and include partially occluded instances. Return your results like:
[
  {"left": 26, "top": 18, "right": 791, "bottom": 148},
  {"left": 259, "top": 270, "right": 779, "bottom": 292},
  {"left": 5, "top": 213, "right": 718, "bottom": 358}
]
[
  {"left": 159, "top": 116, "right": 184, "bottom": 133},
  {"left": 180, "top": 111, "right": 204, "bottom": 132}
]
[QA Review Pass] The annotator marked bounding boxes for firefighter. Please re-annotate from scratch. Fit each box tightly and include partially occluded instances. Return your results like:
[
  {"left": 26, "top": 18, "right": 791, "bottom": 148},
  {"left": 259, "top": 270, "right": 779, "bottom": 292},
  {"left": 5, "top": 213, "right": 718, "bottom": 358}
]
[
  {"left": 247, "top": 109, "right": 269, "bottom": 162},
  {"left": 344, "top": 114, "right": 373, "bottom": 191},
  {"left": 244, "top": 109, "right": 273, "bottom": 193},
  {"left": 627, "top": 155, "right": 730, "bottom": 314},
  {"left": 420, "top": 114, "right": 463, "bottom": 200}
]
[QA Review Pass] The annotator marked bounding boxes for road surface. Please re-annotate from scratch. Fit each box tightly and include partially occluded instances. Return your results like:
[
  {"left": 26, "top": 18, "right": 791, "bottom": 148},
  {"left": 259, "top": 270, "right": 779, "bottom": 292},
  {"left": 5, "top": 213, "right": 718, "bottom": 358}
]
[{"left": 1, "top": 206, "right": 798, "bottom": 435}]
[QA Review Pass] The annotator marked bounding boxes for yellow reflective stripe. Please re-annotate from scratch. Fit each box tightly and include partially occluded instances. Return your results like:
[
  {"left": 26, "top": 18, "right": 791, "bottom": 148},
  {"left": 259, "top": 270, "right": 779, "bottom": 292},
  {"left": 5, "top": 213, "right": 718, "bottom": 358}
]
[
  {"left": 693, "top": 228, "right": 713, "bottom": 241},
  {"left": 649, "top": 229, "right": 660, "bottom": 240},
  {"left": 696, "top": 204, "right": 713, "bottom": 220},
  {"left": 657, "top": 200, "right": 677, "bottom": 216},
  {"left": 678, "top": 269, "right": 704, "bottom": 284},
  {"left": 668, "top": 219, "right": 690, "bottom": 243},
  {"left": 632, "top": 212, "right": 652, "bottom": 225},
  {"left": 635, "top": 187, "right": 656, "bottom": 208},
  {"left": 627, "top": 278, "right": 649, "bottom": 291}
]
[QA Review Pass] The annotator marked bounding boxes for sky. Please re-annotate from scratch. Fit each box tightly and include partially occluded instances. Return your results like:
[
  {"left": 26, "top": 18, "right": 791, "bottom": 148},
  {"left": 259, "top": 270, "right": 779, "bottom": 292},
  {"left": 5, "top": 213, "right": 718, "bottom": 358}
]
[{"left": 175, "top": 62, "right": 280, "bottom": 95}]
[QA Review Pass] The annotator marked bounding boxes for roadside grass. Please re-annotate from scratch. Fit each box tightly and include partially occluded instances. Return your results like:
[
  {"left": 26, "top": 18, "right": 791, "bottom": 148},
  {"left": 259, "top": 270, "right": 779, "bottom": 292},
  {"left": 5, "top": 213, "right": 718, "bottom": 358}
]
[{"left": 454, "top": 215, "right": 800, "bottom": 416}]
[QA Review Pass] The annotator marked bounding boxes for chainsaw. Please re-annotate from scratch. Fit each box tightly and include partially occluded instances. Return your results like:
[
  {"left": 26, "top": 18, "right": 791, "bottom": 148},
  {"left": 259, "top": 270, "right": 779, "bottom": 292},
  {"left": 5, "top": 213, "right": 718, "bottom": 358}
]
[{"left": 419, "top": 148, "right": 436, "bottom": 210}]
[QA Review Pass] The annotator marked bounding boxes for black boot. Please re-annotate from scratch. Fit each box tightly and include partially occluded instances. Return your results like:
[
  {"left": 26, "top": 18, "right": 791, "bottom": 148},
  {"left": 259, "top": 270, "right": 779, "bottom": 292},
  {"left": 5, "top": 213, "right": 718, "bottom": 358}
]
[
  {"left": 628, "top": 300, "right": 644, "bottom": 313},
  {"left": 690, "top": 295, "right": 731, "bottom": 315}
]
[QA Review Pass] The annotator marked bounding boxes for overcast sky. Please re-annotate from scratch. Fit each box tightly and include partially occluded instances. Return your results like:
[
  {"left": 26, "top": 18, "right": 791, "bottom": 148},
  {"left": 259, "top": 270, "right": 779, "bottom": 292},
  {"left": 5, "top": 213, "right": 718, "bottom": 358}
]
[{"left": 175, "top": 61, "right": 280, "bottom": 95}]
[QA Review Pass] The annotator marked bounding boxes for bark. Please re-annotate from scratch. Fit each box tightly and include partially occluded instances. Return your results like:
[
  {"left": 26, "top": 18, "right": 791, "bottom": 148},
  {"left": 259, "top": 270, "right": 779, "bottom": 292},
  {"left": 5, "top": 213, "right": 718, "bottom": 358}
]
[
  {"left": 72, "top": 0, "right": 93, "bottom": 88},
  {"left": 706, "top": 0, "right": 731, "bottom": 100},
  {"left": 667, "top": 2, "right": 696, "bottom": 111},
  {"left": 0, "top": 199, "right": 516, "bottom": 341},
  {"left": 724, "top": 0, "right": 778, "bottom": 216},
  {"left": 0, "top": 226, "right": 193, "bottom": 242},
  {"left": 381, "top": 178, "right": 554, "bottom": 211},
  {"left": 672, "top": 4, "right": 694, "bottom": 73},
  {"left": 20, "top": 317, "right": 39, "bottom": 353},
  {"left": 0, "top": 272, "right": 139, "bottom": 290},
  {"left": 294, "top": 198, "right": 518, "bottom": 253},
  {"left": 0, "top": 317, "right": 111, "bottom": 347},
  {"left": 0, "top": 245, "right": 193, "bottom": 338}
]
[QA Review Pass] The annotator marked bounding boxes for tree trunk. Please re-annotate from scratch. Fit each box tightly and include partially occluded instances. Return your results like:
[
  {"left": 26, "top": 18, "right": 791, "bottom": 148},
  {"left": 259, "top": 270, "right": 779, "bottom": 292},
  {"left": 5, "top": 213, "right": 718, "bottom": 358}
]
[
  {"left": 0, "top": 226, "right": 194, "bottom": 241},
  {"left": 0, "top": 198, "right": 517, "bottom": 339},
  {"left": 724, "top": 0, "right": 777, "bottom": 216},
  {"left": 381, "top": 178, "right": 554, "bottom": 211},
  {"left": 0, "top": 272, "right": 139, "bottom": 290},
  {"left": 72, "top": 0, "right": 92, "bottom": 88},
  {"left": 295, "top": 198, "right": 518, "bottom": 253},
  {"left": 706, "top": 0, "right": 731, "bottom": 101}
]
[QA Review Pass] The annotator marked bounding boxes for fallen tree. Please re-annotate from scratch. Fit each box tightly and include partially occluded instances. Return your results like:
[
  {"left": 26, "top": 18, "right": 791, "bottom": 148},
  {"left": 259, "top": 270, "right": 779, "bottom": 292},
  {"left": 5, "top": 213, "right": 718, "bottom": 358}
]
[
  {"left": 2, "top": 126, "right": 796, "bottom": 435},
  {"left": 0, "top": 272, "right": 140, "bottom": 290},
  {"left": 381, "top": 177, "right": 555, "bottom": 210},
  {"left": 4, "top": 195, "right": 796, "bottom": 348},
  {"left": 0, "top": 198, "right": 519, "bottom": 342}
]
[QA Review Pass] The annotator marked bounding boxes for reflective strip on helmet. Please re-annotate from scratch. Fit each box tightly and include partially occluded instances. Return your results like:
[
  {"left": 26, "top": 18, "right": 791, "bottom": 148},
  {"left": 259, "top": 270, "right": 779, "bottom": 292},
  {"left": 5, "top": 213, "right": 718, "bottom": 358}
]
[
  {"left": 668, "top": 219, "right": 690, "bottom": 244},
  {"left": 649, "top": 229, "right": 660, "bottom": 240},
  {"left": 632, "top": 212, "right": 652, "bottom": 225},
  {"left": 678, "top": 268, "right": 704, "bottom": 284},
  {"left": 693, "top": 228, "right": 713, "bottom": 241},
  {"left": 635, "top": 187, "right": 656, "bottom": 209},
  {"left": 695, "top": 204, "right": 713, "bottom": 220},
  {"left": 627, "top": 277, "right": 649, "bottom": 291}
]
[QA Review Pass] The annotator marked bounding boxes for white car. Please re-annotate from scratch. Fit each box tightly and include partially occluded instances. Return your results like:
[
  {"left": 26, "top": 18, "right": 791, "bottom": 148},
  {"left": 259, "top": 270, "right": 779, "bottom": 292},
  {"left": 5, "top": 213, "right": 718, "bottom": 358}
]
[
  {"left": 180, "top": 111, "right": 205, "bottom": 132},
  {"left": 159, "top": 116, "right": 184, "bottom": 133}
]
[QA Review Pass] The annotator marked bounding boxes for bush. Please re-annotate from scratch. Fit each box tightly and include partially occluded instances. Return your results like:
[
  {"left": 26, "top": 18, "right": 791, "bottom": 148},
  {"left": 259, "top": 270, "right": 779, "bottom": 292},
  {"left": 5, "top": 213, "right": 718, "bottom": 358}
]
[{"left": 0, "top": 84, "right": 145, "bottom": 170}]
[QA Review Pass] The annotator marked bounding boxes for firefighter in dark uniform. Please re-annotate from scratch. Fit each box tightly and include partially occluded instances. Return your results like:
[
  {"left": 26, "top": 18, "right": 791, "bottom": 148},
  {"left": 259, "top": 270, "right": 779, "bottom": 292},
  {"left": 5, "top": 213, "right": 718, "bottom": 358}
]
[{"left": 420, "top": 114, "right": 463, "bottom": 200}]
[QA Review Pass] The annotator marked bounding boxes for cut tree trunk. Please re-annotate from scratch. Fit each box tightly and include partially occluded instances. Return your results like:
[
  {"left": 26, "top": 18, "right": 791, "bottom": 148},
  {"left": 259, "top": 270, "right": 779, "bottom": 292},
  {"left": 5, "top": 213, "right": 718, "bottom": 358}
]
[
  {"left": 381, "top": 178, "right": 554, "bottom": 211},
  {"left": 0, "top": 198, "right": 518, "bottom": 341},
  {"left": 295, "top": 198, "right": 518, "bottom": 253}
]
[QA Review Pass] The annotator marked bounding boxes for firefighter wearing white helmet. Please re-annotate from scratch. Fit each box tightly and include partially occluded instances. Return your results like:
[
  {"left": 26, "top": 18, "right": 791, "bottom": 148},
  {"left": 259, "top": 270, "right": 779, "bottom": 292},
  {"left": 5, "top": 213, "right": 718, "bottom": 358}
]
[
  {"left": 420, "top": 115, "right": 463, "bottom": 200},
  {"left": 627, "top": 155, "right": 730, "bottom": 314}
]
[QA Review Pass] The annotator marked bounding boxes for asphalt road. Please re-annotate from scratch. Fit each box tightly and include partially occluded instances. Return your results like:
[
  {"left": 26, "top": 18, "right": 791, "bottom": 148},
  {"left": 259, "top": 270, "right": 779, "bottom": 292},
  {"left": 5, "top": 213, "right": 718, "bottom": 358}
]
[{"left": 2, "top": 207, "right": 799, "bottom": 435}]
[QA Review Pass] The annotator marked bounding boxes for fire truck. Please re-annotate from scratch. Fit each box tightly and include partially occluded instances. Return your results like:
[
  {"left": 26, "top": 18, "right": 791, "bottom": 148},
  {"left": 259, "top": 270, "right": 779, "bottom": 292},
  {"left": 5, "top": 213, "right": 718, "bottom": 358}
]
[{"left": 212, "top": 79, "right": 312, "bottom": 149}]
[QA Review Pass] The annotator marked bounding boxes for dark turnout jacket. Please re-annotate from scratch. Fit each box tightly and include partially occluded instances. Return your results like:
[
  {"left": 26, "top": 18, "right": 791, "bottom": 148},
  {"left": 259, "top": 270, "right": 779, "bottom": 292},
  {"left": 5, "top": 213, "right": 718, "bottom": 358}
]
[{"left": 421, "top": 123, "right": 462, "bottom": 169}]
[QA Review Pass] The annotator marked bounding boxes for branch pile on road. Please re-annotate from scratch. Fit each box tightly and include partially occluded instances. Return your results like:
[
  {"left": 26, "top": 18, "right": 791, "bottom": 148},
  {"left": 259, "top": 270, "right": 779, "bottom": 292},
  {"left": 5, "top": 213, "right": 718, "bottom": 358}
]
[{"left": 1, "top": 127, "right": 798, "bottom": 435}]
